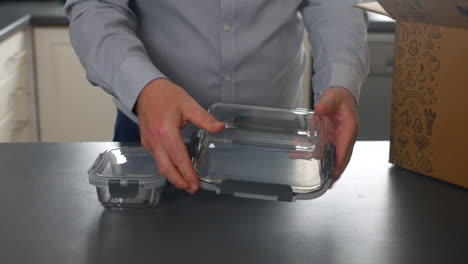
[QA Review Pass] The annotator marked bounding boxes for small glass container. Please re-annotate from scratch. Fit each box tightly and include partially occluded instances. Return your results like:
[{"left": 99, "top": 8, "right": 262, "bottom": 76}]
[
  {"left": 190, "top": 103, "right": 334, "bottom": 202},
  {"left": 88, "top": 147, "right": 166, "bottom": 209}
]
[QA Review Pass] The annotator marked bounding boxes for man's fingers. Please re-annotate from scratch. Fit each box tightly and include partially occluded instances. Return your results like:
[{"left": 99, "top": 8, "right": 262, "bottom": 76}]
[
  {"left": 141, "top": 133, "right": 154, "bottom": 158},
  {"left": 315, "top": 86, "right": 359, "bottom": 189},
  {"left": 135, "top": 79, "right": 209, "bottom": 194},
  {"left": 330, "top": 142, "right": 355, "bottom": 189},
  {"left": 183, "top": 102, "right": 225, "bottom": 133},
  {"left": 153, "top": 143, "right": 190, "bottom": 191},
  {"left": 333, "top": 137, "right": 352, "bottom": 177},
  {"left": 332, "top": 140, "right": 346, "bottom": 179},
  {"left": 332, "top": 121, "right": 358, "bottom": 181},
  {"left": 159, "top": 126, "right": 200, "bottom": 193}
]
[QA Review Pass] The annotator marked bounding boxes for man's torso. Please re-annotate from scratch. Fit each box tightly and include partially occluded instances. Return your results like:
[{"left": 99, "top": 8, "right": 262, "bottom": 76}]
[{"left": 132, "top": 0, "right": 307, "bottom": 110}]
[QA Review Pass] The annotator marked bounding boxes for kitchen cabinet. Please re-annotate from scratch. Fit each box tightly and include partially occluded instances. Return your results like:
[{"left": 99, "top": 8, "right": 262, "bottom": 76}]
[
  {"left": 33, "top": 27, "right": 116, "bottom": 142},
  {"left": 0, "top": 28, "right": 38, "bottom": 142}
]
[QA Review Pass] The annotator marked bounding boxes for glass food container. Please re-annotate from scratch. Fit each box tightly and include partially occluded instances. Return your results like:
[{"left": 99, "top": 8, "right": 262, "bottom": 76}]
[
  {"left": 190, "top": 103, "right": 334, "bottom": 202},
  {"left": 88, "top": 147, "right": 166, "bottom": 209}
]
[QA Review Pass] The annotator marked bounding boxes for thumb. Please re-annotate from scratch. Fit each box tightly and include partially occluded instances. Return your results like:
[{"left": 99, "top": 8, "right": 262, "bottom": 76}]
[{"left": 184, "top": 102, "right": 225, "bottom": 133}]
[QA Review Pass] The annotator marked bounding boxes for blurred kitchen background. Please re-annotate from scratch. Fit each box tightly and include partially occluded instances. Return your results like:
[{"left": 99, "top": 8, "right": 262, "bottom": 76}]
[{"left": 0, "top": 0, "right": 394, "bottom": 142}]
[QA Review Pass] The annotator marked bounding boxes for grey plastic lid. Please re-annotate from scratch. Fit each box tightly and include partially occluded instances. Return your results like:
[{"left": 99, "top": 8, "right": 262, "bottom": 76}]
[{"left": 88, "top": 147, "right": 166, "bottom": 189}]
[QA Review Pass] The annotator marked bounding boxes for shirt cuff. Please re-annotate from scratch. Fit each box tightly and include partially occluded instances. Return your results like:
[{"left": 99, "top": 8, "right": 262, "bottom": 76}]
[
  {"left": 116, "top": 56, "right": 167, "bottom": 114},
  {"left": 312, "top": 62, "right": 364, "bottom": 105}
]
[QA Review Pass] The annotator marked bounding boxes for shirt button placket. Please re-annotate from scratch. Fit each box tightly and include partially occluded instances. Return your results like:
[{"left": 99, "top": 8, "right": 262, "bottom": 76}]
[{"left": 220, "top": 0, "right": 237, "bottom": 104}]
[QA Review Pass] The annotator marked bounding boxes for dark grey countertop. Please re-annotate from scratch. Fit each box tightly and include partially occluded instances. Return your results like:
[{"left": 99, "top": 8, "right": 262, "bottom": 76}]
[
  {"left": 0, "top": 1, "right": 67, "bottom": 41},
  {"left": 0, "top": 141, "right": 466, "bottom": 264},
  {"left": 0, "top": 1, "right": 394, "bottom": 42},
  {"left": 0, "top": 2, "right": 68, "bottom": 25},
  {"left": 0, "top": 13, "right": 31, "bottom": 41}
]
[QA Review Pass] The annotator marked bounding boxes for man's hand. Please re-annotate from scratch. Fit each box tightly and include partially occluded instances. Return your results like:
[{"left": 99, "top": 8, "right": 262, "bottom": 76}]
[
  {"left": 135, "top": 79, "right": 225, "bottom": 194},
  {"left": 314, "top": 86, "right": 359, "bottom": 187}
]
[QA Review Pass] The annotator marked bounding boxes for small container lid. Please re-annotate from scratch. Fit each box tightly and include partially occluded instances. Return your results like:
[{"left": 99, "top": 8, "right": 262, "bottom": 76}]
[{"left": 88, "top": 147, "right": 166, "bottom": 189}]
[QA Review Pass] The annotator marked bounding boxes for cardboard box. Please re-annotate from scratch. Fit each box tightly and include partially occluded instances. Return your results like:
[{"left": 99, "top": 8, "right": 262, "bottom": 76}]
[{"left": 357, "top": 0, "right": 468, "bottom": 188}]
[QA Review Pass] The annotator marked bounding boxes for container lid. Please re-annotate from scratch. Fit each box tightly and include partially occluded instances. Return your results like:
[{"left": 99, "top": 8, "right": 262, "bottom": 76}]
[
  {"left": 193, "top": 103, "right": 334, "bottom": 202},
  {"left": 88, "top": 147, "right": 166, "bottom": 189}
]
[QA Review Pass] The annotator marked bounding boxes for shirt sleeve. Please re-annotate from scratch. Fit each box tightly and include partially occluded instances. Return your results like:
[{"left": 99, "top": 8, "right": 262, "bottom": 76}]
[
  {"left": 299, "top": 0, "right": 370, "bottom": 104},
  {"left": 65, "top": 0, "right": 166, "bottom": 117}
]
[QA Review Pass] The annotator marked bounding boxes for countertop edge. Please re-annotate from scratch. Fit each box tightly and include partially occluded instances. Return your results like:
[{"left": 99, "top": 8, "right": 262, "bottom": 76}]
[
  {"left": 0, "top": 14, "right": 31, "bottom": 42},
  {"left": 30, "top": 16, "right": 69, "bottom": 26}
]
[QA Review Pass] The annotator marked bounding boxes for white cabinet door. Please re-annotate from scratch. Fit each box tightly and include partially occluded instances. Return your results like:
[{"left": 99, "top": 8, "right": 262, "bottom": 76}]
[
  {"left": 0, "top": 70, "right": 36, "bottom": 142},
  {"left": 34, "top": 27, "right": 116, "bottom": 142},
  {"left": 0, "top": 28, "right": 38, "bottom": 142}
]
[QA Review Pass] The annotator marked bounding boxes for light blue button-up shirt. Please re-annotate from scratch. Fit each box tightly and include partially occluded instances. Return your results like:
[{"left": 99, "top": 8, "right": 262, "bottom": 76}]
[{"left": 65, "top": 0, "right": 369, "bottom": 137}]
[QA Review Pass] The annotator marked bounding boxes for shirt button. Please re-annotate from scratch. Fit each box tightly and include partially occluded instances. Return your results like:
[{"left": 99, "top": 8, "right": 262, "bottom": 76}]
[
  {"left": 224, "top": 75, "right": 232, "bottom": 83},
  {"left": 224, "top": 24, "right": 232, "bottom": 32}
]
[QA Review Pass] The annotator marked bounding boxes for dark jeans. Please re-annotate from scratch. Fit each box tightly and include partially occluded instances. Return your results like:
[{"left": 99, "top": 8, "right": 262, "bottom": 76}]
[{"left": 113, "top": 110, "right": 141, "bottom": 142}]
